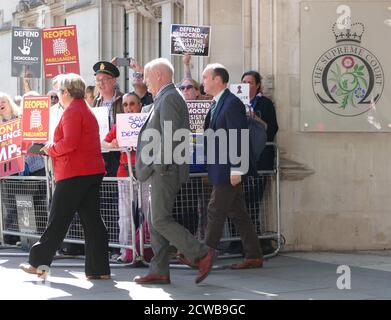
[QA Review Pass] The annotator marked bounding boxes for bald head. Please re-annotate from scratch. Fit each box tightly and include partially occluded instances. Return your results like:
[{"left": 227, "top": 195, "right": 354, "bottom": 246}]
[
  {"left": 144, "top": 58, "right": 175, "bottom": 97},
  {"left": 145, "top": 58, "right": 174, "bottom": 80},
  {"left": 202, "top": 63, "right": 230, "bottom": 97}
]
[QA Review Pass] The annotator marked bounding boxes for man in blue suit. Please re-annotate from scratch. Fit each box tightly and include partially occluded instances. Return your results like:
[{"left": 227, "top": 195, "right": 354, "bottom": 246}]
[{"left": 202, "top": 64, "right": 263, "bottom": 269}]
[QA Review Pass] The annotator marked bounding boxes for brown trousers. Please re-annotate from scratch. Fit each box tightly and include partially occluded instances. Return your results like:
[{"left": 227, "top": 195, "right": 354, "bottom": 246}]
[{"left": 205, "top": 183, "right": 262, "bottom": 259}]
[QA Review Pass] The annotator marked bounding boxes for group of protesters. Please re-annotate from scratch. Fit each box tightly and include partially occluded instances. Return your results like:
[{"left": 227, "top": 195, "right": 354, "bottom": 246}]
[{"left": 1, "top": 51, "right": 278, "bottom": 285}]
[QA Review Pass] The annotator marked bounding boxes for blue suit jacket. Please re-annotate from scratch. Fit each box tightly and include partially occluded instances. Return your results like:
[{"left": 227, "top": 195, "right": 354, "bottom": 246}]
[{"left": 204, "top": 89, "right": 250, "bottom": 185}]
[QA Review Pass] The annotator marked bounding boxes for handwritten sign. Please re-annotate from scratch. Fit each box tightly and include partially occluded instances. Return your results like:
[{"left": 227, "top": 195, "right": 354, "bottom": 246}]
[
  {"left": 116, "top": 113, "right": 148, "bottom": 148},
  {"left": 187, "top": 100, "right": 211, "bottom": 132},
  {"left": 230, "top": 84, "right": 250, "bottom": 106}
]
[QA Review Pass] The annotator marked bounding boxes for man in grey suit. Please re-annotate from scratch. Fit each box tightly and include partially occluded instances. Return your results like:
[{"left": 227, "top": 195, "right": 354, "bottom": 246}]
[{"left": 134, "top": 58, "right": 215, "bottom": 285}]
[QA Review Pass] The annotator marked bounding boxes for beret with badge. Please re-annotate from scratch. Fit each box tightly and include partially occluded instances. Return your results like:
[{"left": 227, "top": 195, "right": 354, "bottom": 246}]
[{"left": 93, "top": 61, "right": 120, "bottom": 78}]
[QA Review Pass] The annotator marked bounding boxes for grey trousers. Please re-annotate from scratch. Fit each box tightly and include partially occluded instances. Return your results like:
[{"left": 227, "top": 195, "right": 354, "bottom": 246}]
[
  {"left": 205, "top": 183, "right": 262, "bottom": 259},
  {"left": 148, "top": 170, "right": 208, "bottom": 276}
]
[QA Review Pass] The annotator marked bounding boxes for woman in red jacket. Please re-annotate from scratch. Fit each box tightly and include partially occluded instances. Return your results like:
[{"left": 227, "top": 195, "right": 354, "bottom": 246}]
[{"left": 20, "top": 73, "right": 110, "bottom": 280}]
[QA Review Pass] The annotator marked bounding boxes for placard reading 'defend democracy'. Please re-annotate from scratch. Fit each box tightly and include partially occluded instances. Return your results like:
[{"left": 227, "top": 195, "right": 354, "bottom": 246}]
[
  {"left": 42, "top": 25, "right": 80, "bottom": 78},
  {"left": 187, "top": 100, "right": 212, "bottom": 132},
  {"left": 0, "top": 119, "right": 24, "bottom": 178},
  {"left": 11, "top": 27, "right": 42, "bottom": 78},
  {"left": 230, "top": 84, "right": 250, "bottom": 106},
  {"left": 22, "top": 96, "right": 50, "bottom": 152},
  {"left": 116, "top": 113, "right": 148, "bottom": 148},
  {"left": 171, "top": 24, "right": 211, "bottom": 57}
]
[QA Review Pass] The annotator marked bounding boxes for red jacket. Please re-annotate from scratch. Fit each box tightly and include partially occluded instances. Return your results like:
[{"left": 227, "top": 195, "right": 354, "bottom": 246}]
[
  {"left": 48, "top": 98, "right": 106, "bottom": 181},
  {"left": 104, "top": 124, "right": 136, "bottom": 177}
]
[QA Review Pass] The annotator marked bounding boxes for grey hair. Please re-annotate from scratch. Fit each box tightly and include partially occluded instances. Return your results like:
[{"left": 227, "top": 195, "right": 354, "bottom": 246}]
[
  {"left": 56, "top": 73, "right": 86, "bottom": 99},
  {"left": 144, "top": 58, "right": 174, "bottom": 79}
]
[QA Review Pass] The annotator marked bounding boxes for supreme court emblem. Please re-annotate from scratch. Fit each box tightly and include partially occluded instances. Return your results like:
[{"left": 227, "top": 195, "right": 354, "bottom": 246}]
[{"left": 312, "top": 22, "right": 384, "bottom": 117}]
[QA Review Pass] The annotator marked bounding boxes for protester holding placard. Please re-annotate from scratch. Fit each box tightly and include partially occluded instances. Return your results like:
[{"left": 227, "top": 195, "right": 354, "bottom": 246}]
[
  {"left": 175, "top": 55, "right": 213, "bottom": 255},
  {"left": 102, "top": 93, "right": 153, "bottom": 263},
  {"left": 177, "top": 75, "right": 208, "bottom": 234},
  {"left": 102, "top": 92, "right": 144, "bottom": 263},
  {"left": 174, "top": 76, "right": 209, "bottom": 265},
  {"left": 92, "top": 61, "right": 123, "bottom": 177},
  {"left": 181, "top": 54, "right": 213, "bottom": 101},
  {"left": 241, "top": 71, "right": 278, "bottom": 170},
  {"left": 92, "top": 61, "right": 123, "bottom": 131},
  {"left": 102, "top": 93, "right": 141, "bottom": 176},
  {"left": 0, "top": 92, "right": 23, "bottom": 245},
  {"left": 179, "top": 78, "right": 202, "bottom": 101},
  {"left": 222, "top": 70, "right": 280, "bottom": 257},
  {"left": 90, "top": 61, "right": 124, "bottom": 258}
]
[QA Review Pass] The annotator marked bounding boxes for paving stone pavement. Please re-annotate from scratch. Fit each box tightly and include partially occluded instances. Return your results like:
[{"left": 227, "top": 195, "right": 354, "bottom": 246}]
[{"left": 1, "top": 248, "right": 391, "bottom": 300}]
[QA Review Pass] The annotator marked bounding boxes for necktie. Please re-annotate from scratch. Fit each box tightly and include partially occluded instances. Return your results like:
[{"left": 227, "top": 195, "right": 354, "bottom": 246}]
[{"left": 209, "top": 100, "right": 217, "bottom": 122}]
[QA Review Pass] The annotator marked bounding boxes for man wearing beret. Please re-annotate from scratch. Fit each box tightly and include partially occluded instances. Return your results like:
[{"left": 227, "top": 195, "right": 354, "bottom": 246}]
[{"left": 92, "top": 61, "right": 123, "bottom": 177}]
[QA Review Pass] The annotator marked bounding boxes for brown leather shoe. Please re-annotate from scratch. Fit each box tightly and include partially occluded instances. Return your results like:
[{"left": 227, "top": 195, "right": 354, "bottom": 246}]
[
  {"left": 134, "top": 274, "right": 171, "bottom": 285},
  {"left": 86, "top": 274, "right": 111, "bottom": 280},
  {"left": 177, "top": 253, "right": 197, "bottom": 268},
  {"left": 20, "top": 263, "right": 48, "bottom": 277},
  {"left": 230, "top": 258, "right": 263, "bottom": 269},
  {"left": 195, "top": 248, "right": 215, "bottom": 284}
]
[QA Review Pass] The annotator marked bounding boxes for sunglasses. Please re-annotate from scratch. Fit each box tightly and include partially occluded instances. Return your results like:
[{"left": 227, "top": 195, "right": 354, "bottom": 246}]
[
  {"left": 122, "top": 101, "right": 137, "bottom": 107},
  {"left": 179, "top": 85, "right": 194, "bottom": 91}
]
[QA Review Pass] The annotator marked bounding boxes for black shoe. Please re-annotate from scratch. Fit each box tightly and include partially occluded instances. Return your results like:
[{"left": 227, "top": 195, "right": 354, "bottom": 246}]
[
  {"left": 59, "top": 244, "right": 85, "bottom": 256},
  {"left": 3, "top": 235, "right": 20, "bottom": 245}
]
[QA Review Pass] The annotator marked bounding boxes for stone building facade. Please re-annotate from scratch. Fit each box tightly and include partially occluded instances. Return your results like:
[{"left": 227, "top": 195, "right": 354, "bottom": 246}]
[{"left": 1, "top": 0, "right": 390, "bottom": 252}]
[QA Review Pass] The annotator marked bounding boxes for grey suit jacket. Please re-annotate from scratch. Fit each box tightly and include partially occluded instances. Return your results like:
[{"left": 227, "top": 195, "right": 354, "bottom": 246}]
[{"left": 136, "top": 83, "right": 190, "bottom": 183}]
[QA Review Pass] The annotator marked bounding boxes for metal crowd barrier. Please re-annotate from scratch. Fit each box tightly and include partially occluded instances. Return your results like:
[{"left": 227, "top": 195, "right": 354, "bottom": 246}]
[
  {"left": 0, "top": 144, "right": 281, "bottom": 267},
  {"left": 0, "top": 149, "right": 140, "bottom": 268},
  {"left": 139, "top": 143, "right": 281, "bottom": 265}
]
